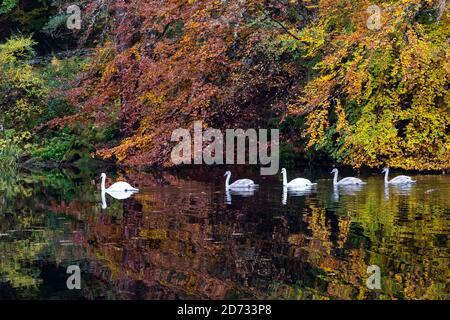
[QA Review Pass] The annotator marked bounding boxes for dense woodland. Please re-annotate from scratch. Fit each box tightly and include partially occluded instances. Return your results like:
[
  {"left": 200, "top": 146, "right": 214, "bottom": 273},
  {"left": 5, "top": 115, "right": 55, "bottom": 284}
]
[{"left": 0, "top": 0, "right": 448, "bottom": 171}]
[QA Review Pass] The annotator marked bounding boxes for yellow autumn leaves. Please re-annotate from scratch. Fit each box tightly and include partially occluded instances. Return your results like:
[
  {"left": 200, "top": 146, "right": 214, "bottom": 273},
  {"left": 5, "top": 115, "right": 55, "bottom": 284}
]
[{"left": 289, "top": 0, "right": 449, "bottom": 170}]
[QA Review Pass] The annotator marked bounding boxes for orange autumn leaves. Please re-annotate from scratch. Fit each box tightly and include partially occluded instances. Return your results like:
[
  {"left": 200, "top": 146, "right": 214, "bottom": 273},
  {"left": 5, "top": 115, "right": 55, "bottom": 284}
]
[
  {"left": 60, "top": 0, "right": 308, "bottom": 167},
  {"left": 56, "top": 0, "right": 449, "bottom": 171}
]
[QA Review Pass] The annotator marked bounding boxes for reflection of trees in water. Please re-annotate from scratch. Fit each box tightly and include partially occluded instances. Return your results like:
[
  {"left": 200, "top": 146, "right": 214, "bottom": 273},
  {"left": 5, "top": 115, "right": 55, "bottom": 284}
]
[
  {"left": 0, "top": 170, "right": 448, "bottom": 299},
  {"left": 0, "top": 169, "right": 103, "bottom": 298}
]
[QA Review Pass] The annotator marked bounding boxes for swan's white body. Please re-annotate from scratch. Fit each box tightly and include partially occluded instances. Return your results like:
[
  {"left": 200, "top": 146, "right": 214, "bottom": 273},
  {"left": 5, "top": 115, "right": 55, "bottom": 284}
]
[
  {"left": 224, "top": 171, "right": 256, "bottom": 190},
  {"left": 281, "top": 168, "right": 316, "bottom": 188},
  {"left": 101, "top": 189, "right": 136, "bottom": 209},
  {"left": 101, "top": 173, "right": 139, "bottom": 193},
  {"left": 382, "top": 168, "right": 416, "bottom": 185},
  {"left": 331, "top": 169, "right": 365, "bottom": 186}
]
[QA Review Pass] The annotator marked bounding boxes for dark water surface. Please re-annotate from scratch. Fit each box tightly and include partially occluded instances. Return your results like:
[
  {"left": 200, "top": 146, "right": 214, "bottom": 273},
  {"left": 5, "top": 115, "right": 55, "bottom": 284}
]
[{"left": 0, "top": 167, "right": 448, "bottom": 300}]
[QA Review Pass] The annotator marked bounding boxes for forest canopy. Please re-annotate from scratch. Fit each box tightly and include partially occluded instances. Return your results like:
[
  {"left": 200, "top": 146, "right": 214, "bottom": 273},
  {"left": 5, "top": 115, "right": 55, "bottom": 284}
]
[{"left": 0, "top": 0, "right": 448, "bottom": 171}]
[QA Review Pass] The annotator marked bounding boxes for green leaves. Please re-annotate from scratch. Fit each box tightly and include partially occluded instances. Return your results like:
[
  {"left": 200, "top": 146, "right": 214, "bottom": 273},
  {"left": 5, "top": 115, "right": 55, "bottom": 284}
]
[
  {"left": 0, "top": 36, "right": 36, "bottom": 64},
  {"left": 0, "top": 0, "right": 18, "bottom": 14},
  {"left": 0, "top": 37, "right": 47, "bottom": 132}
]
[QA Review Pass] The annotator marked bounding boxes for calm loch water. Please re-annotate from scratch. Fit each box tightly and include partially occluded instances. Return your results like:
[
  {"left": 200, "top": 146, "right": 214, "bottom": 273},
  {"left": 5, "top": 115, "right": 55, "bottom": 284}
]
[{"left": 0, "top": 167, "right": 448, "bottom": 300}]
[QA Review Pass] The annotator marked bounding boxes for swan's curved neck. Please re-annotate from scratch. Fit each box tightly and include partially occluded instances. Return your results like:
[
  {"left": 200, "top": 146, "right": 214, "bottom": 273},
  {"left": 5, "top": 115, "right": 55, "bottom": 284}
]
[
  {"left": 282, "top": 171, "right": 288, "bottom": 186},
  {"left": 333, "top": 171, "right": 338, "bottom": 185},
  {"left": 384, "top": 169, "right": 389, "bottom": 184},
  {"left": 225, "top": 174, "right": 231, "bottom": 189},
  {"left": 101, "top": 190, "right": 107, "bottom": 209},
  {"left": 101, "top": 175, "right": 106, "bottom": 191}
]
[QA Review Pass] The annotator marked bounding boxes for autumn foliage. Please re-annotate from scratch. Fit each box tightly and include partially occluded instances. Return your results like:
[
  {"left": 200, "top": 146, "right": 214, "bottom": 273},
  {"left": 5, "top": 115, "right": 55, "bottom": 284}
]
[
  {"left": 288, "top": 0, "right": 449, "bottom": 170},
  {"left": 51, "top": 0, "right": 311, "bottom": 167},
  {"left": 46, "top": 0, "right": 448, "bottom": 170}
]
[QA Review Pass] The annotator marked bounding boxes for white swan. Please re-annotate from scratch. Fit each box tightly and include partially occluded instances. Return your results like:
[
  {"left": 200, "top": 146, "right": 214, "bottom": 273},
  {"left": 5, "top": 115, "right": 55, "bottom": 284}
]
[
  {"left": 281, "top": 168, "right": 316, "bottom": 188},
  {"left": 331, "top": 168, "right": 365, "bottom": 185},
  {"left": 101, "top": 173, "right": 139, "bottom": 193},
  {"left": 382, "top": 168, "right": 416, "bottom": 185},
  {"left": 101, "top": 190, "right": 137, "bottom": 209},
  {"left": 224, "top": 171, "right": 256, "bottom": 190}
]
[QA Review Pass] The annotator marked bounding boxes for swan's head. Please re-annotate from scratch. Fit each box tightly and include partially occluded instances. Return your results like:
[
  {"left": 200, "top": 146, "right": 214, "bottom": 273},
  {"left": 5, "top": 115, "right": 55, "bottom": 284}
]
[
  {"left": 101, "top": 173, "right": 106, "bottom": 179},
  {"left": 224, "top": 171, "right": 231, "bottom": 177},
  {"left": 382, "top": 168, "right": 388, "bottom": 173},
  {"left": 281, "top": 168, "right": 286, "bottom": 174},
  {"left": 331, "top": 168, "right": 338, "bottom": 174}
]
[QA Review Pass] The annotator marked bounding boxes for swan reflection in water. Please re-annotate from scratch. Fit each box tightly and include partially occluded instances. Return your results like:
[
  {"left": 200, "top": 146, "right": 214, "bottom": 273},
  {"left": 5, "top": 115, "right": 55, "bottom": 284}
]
[
  {"left": 282, "top": 186, "right": 316, "bottom": 205},
  {"left": 101, "top": 190, "right": 138, "bottom": 209},
  {"left": 225, "top": 188, "right": 257, "bottom": 205},
  {"left": 383, "top": 183, "right": 414, "bottom": 201},
  {"left": 332, "top": 184, "right": 364, "bottom": 202}
]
